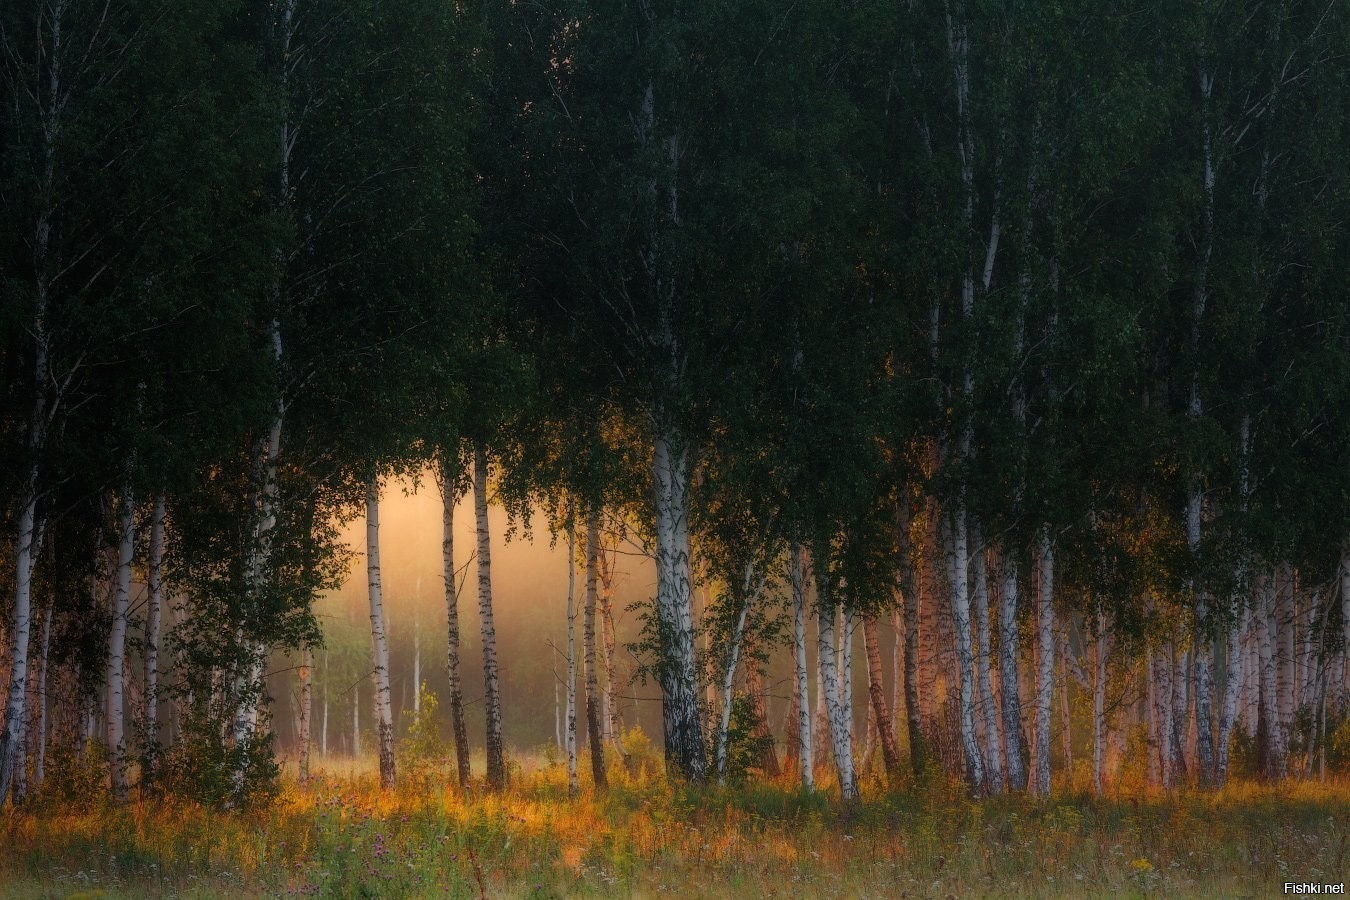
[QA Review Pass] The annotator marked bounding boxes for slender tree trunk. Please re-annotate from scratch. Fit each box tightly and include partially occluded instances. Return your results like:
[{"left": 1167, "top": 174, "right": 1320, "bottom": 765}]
[
  {"left": 599, "top": 550, "right": 628, "bottom": 765},
  {"left": 816, "top": 593, "right": 857, "bottom": 803},
  {"left": 651, "top": 417, "right": 705, "bottom": 780},
  {"left": 862, "top": 613, "right": 901, "bottom": 777},
  {"left": 352, "top": 689, "right": 360, "bottom": 757},
  {"left": 950, "top": 506, "right": 984, "bottom": 792},
  {"left": 298, "top": 643, "right": 312, "bottom": 781},
  {"left": 1277, "top": 565, "right": 1295, "bottom": 755},
  {"left": 716, "top": 593, "right": 752, "bottom": 782},
  {"left": 971, "top": 529, "right": 1001, "bottom": 792},
  {"left": 584, "top": 507, "right": 607, "bottom": 791},
  {"left": 367, "top": 475, "right": 395, "bottom": 790},
  {"left": 791, "top": 544, "right": 813, "bottom": 788},
  {"left": 1092, "top": 604, "right": 1108, "bottom": 794},
  {"left": 1032, "top": 532, "right": 1054, "bottom": 796},
  {"left": 439, "top": 455, "right": 470, "bottom": 786},
  {"left": 142, "top": 494, "right": 165, "bottom": 786},
  {"left": 565, "top": 522, "right": 578, "bottom": 795},
  {"left": 413, "top": 619, "right": 421, "bottom": 713},
  {"left": 842, "top": 607, "right": 856, "bottom": 754},
  {"left": 1059, "top": 623, "right": 1073, "bottom": 781},
  {"left": 474, "top": 444, "right": 506, "bottom": 789},
  {"left": 997, "top": 555, "right": 1027, "bottom": 790},
  {"left": 107, "top": 476, "right": 136, "bottom": 801},
  {"left": 1217, "top": 605, "right": 1244, "bottom": 783}
]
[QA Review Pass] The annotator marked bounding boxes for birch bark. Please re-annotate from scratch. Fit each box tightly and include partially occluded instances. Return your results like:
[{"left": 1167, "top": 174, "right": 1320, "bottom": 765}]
[
  {"left": 367, "top": 475, "right": 395, "bottom": 789},
  {"left": 584, "top": 508, "right": 608, "bottom": 790},
  {"left": 438, "top": 455, "right": 470, "bottom": 785},
  {"left": 107, "top": 476, "right": 136, "bottom": 800},
  {"left": 791, "top": 544, "right": 813, "bottom": 788},
  {"left": 1031, "top": 532, "right": 1054, "bottom": 795},
  {"left": 474, "top": 443, "right": 505, "bottom": 789}
]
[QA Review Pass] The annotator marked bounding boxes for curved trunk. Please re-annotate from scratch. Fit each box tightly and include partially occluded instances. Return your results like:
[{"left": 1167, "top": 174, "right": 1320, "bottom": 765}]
[
  {"left": 367, "top": 475, "right": 395, "bottom": 790},
  {"left": 474, "top": 444, "right": 505, "bottom": 789}
]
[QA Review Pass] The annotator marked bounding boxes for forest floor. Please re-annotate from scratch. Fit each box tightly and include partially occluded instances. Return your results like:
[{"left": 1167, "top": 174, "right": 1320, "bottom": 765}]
[{"left": 2, "top": 749, "right": 1346, "bottom": 899}]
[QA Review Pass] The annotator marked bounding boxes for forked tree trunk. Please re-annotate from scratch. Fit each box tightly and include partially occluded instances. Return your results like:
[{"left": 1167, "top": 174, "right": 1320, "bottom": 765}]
[
  {"left": 1031, "top": 532, "right": 1054, "bottom": 796},
  {"left": 862, "top": 612, "right": 901, "bottom": 777},
  {"left": 107, "top": 476, "right": 136, "bottom": 801},
  {"left": 790, "top": 544, "right": 813, "bottom": 788},
  {"left": 584, "top": 507, "right": 607, "bottom": 790},
  {"left": 367, "top": 475, "right": 395, "bottom": 790},
  {"left": 439, "top": 455, "right": 470, "bottom": 786},
  {"left": 816, "top": 597, "right": 857, "bottom": 802},
  {"left": 474, "top": 443, "right": 506, "bottom": 789}
]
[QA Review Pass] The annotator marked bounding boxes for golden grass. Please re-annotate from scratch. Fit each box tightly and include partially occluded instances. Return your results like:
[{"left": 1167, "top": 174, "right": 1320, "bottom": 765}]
[{"left": 3, "top": 753, "right": 1347, "bottom": 898}]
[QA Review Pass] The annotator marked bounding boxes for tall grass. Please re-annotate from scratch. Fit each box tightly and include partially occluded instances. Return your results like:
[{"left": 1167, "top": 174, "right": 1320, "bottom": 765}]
[{"left": 3, "top": 750, "right": 1346, "bottom": 898}]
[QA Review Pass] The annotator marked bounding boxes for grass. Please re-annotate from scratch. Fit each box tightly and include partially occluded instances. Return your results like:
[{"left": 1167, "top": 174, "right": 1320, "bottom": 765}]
[{"left": 2, "top": 751, "right": 1347, "bottom": 898}]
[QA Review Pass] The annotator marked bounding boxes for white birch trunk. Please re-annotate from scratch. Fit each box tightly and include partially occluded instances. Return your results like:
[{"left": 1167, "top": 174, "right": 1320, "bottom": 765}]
[
  {"left": 438, "top": 455, "right": 470, "bottom": 785},
  {"left": 950, "top": 506, "right": 984, "bottom": 791},
  {"left": 106, "top": 477, "right": 135, "bottom": 800},
  {"left": 816, "top": 600, "right": 857, "bottom": 802},
  {"left": 971, "top": 534, "right": 1001, "bottom": 792},
  {"left": 998, "top": 555, "right": 1027, "bottom": 790},
  {"left": 651, "top": 419, "right": 705, "bottom": 779},
  {"left": 791, "top": 545, "right": 813, "bottom": 788},
  {"left": 367, "top": 475, "right": 395, "bottom": 789},
  {"left": 474, "top": 444, "right": 505, "bottom": 788},
  {"left": 583, "top": 507, "right": 606, "bottom": 789}
]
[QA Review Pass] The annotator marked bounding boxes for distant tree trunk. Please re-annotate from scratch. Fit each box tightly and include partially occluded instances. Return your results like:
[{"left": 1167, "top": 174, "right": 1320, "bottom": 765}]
[
  {"left": 1171, "top": 644, "right": 1189, "bottom": 777},
  {"left": 1276, "top": 564, "right": 1295, "bottom": 757},
  {"left": 298, "top": 643, "right": 312, "bottom": 781},
  {"left": 744, "top": 638, "right": 780, "bottom": 777},
  {"left": 143, "top": 494, "right": 166, "bottom": 786},
  {"left": 862, "top": 613, "right": 901, "bottom": 777},
  {"left": 107, "top": 476, "right": 136, "bottom": 801},
  {"left": 584, "top": 507, "right": 607, "bottom": 791},
  {"left": 998, "top": 555, "right": 1028, "bottom": 790},
  {"left": 322, "top": 672, "right": 329, "bottom": 757},
  {"left": 413, "top": 620, "right": 421, "bottom": 713},
  {"left": 1257, "top": 572, "right": 1287, "bottom": 777},
  {"left": 367, "top": 475, "right": 395, "bottom": 790},
  {"left": 1031, "top": 532, "right": 1054, "bottom": 796},
  {"left": 352, "top": 689, "right": 360, "bottom": 757},
  {"left": 842, "top": 607, "right": 856, "bottom": 754},
  {"left": 650, "top": 415, "right": 705, "bottom": 780},
  {"left": 474, "top": 443, "right": 505, "bottom": 790},
  {"left": 971, "top": 527, "right": 1001, "bottom": 792},
  {"left": 565, "top": 522, "right": 578, "bottom": 795},
  {"left": 791, "top": 544, "right": 813, "bottom": 788},
  {"left": 439, "top": 455, "right": 470, "bottom": 786}
]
